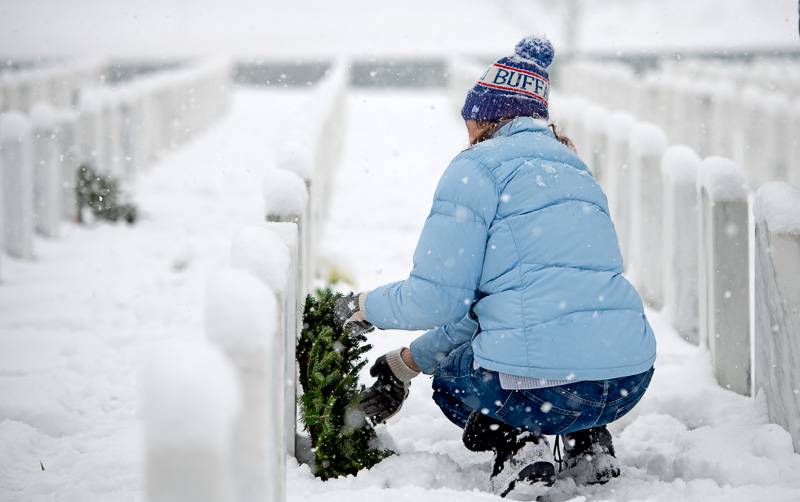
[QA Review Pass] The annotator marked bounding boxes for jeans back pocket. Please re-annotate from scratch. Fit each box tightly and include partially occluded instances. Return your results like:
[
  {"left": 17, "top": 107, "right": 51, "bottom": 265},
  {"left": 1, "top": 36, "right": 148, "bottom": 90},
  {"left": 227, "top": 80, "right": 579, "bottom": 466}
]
[{"left": 496, "top": 390, "right": 581, "bottom": 435}]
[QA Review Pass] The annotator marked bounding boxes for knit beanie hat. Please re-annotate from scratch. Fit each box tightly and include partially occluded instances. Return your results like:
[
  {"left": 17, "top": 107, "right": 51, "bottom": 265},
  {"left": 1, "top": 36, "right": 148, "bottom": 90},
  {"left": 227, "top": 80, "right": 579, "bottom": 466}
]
[{"left": 461, "top": 36, "right": 553, "bottom": 123}]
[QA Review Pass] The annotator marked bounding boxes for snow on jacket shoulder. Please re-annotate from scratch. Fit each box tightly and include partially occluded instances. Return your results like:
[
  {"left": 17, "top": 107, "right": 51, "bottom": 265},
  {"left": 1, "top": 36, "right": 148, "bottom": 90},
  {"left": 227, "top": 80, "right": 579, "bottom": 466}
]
[{"left": 365, "top": 117, "right": 656, "bottom": 382}]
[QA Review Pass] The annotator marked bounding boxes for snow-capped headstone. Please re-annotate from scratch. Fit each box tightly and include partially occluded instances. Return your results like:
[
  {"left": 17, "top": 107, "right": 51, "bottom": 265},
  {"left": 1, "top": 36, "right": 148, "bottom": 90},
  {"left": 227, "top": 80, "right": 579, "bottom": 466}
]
[
  {"left": 753, "top": 181, "right": 800, "bottom": 452},
  {"left": 263, "top": 167, "right": 312, "bottom": 291},
  {"left": 265, "top": 221, "right": 303, "bottom": 456},
  {"left": 142, "top": 340, "right": 240, "bottom": 502},
  {"left": 697, "top": 156, "right": 751, "bottom": 396},
  {"left": 661, "top": 145, "right": 702, "bottom": 343},
  {"left": 627, "top": 122, "right": 668, "bottom": 307},
  {"left": 578, "top": 103, "right": 608, "bottom": 181},
  {"left": 790, "top": 100, "right": 800, "bottom": 189},
  {"left": 738, "top": 86, "right": 766, "bottom": 187},
  {"left": 603, "top": 111, "right": 636, "bottom": 251},
  {"left": 204, "top": 267, "right": 285, "bottom": 502},
  {"left": 30, "top": 103, "right": 61, "bottom": 237},
  {"left": 99, "top": 89, "right": 124, "bottom": 176},
  {"left": 54, "top": 110, "right": 80, "bottom": 221},
  {"left": 230, "top": 224, "right": 293, "bottom": 454},
  {"left": 118, "top": 88, "right": 145, "bottom": 178},
  {"left": 78, "top": 90, "right": 104, "bottom": 172},
  {"left": 1, "top": 112, "right": 35, "bottom": 259},
  {"left": 709, "top": 81, "right": 736, "bottom": 157}
]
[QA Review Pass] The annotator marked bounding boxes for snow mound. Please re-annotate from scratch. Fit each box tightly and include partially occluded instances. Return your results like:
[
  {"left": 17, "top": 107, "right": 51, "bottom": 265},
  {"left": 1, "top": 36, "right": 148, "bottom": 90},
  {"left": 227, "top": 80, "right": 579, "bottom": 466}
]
[
  {"left": 698, "top": 156, "right": 748, "bottom": 201},
  {"left": 276, "top": 140, "right": 314, "bottom": 181},
  {"left": 141, "top": 340, "right": 240, "bottom": 449},
  {"left": 29, "top": 103, "right": 57, "bottom": 130},
  {"left": 263, "top": 168, "right": 308, "bottom": 218},
  {"left": 79, "top": 90, "right": 103, "bottom": 112},
  {"left": 204, "top": 267, "right": 277, "bottom": 368},
  {"left": 754, "top": 181, "right": 800, "bottom": 235},
  {"left": 0, "top": 112, "right": 32, "bottom": 141},
  {"left": 605, "top": 111, "right": 636, "bottom": 140},
  {"left": 628, "top": 122, "right": 668, "bottom": 156},
  {"left": 548, "top": 95, "right": 587, "bottom": 124},
  {"left": 580, "top": 103, "right": 607, "bottom": 134},
  {"left": 661, "top": 145, "right": 701, "bottom": 181},
  {"left": 230, "top": 224, "right": 291, "bottom": 292}
]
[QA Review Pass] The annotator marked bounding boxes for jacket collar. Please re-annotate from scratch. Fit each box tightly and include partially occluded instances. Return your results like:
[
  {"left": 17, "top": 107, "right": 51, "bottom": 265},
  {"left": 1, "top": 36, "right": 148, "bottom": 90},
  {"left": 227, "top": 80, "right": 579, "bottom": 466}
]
[{"left": 491, "top": 116, "right": 554, "bottom": 139}]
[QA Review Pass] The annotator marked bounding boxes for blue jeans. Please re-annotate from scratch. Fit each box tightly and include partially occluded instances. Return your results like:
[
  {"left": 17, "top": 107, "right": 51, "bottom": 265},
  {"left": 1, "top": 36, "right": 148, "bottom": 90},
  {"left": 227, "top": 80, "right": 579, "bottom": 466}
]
[{"left": 431, "top": 343, "right": 654, "bottom": 435}]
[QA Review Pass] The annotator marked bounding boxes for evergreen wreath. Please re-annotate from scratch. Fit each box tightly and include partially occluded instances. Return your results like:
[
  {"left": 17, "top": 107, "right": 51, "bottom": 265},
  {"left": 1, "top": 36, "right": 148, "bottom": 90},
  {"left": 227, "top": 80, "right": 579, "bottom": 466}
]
[
  {"left": 297, "top": 287, "right": 391, "bottom": 480},
  {"left": 76, "top": 163, "right": 138, "bottom": 224}
]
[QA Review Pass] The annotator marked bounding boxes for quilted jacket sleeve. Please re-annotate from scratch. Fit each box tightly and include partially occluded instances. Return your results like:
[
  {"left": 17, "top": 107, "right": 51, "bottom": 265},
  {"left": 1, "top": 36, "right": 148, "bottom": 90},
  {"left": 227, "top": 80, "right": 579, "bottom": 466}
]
[
  {"left": 409, "top": 313, "right": 479, "bottom": 374},
  {"left": 364, "top": 153, "right": 498, "bottom": 330}
]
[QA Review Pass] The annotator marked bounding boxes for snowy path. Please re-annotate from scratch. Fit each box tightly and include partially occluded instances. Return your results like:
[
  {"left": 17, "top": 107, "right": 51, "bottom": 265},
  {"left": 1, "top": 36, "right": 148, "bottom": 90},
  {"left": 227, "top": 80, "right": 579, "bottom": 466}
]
[
  {"left": 296, "top": 91, "right": 800, "bottom": 502},
  {"left": 1, "top": 89, "right": 800, "bottom": 502}
]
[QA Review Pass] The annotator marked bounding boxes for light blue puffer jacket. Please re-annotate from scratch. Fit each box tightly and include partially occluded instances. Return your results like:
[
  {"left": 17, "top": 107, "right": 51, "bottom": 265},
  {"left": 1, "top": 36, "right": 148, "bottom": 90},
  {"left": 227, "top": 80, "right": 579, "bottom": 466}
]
[{"left": 364, "top": 117, "right": 656, "bottom": 381}]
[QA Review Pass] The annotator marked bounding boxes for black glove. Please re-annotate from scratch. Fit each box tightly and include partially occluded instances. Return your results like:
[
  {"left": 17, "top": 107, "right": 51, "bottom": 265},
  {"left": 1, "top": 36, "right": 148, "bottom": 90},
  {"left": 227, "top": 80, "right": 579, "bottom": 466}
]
[
  {"left": 333, "top": 292, "right": 374, "bottom": 336},
  {"left": 359, "top": 353, "right": 411, "bottom": 424}
]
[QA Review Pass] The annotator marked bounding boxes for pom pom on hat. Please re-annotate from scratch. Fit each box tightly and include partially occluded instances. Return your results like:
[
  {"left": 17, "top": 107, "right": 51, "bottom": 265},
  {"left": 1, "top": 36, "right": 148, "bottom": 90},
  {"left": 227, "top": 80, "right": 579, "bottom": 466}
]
[{"left": 514, "top": 36, "right": 554, "bottom": 68}]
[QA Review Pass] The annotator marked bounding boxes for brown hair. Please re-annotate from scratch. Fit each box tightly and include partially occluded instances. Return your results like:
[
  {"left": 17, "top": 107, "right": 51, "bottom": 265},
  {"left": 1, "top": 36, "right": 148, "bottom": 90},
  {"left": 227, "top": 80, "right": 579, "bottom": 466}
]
[
  {"left": 473, "top": 117, "right": 576, "bottom": 153},
  {"left": 548, "top": 122, "right": 577, "bottom": 152}
]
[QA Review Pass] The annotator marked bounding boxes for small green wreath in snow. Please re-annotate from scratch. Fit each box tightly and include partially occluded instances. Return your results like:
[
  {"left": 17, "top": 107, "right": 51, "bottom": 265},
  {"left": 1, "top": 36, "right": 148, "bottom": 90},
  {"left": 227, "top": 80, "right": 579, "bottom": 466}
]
[{"left": 297, "top": 287, "right": 392, "bottom": 480}]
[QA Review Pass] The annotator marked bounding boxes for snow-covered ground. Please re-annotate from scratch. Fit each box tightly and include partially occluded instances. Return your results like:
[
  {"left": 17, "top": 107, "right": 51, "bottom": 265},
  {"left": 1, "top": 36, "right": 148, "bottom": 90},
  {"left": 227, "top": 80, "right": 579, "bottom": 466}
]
[{"left": 2, "top": 88, "right": 800, "bottom": 501}]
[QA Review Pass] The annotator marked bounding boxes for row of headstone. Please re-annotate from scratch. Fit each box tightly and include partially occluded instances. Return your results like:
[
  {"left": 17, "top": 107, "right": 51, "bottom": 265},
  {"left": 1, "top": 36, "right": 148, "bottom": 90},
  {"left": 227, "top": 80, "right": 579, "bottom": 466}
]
[
  {"left": 143, "top": 63, "right": 352, "bottom": 502},
  {"left": 660, "top": 58, "right": 800, "bottom": 98},
  {"left": 0, "top": 58, "right": 106, "bottom": 113},
  {"left": 0, "top": 58, "right": 232, "bottom": 281},
  {"left": 559, "top": 60, "right": 800, "bottom": 190},
  {"left": 143, "top": 221, "right": 301, "bottom": 502},
  {"left": 553, "top": 91, "right": 800, "bottom": 451},
  {"left": 272, "top": 62, "right": 349, "bottom": 292},
  {"left": 76, "top": 57, "right": 232, "bottom": 180}
]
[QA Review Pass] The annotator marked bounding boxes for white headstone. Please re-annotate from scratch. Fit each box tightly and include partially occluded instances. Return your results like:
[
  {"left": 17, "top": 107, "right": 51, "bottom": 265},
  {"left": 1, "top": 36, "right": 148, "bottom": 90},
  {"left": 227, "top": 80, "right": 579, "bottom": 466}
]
[
  {"left": 30, "top": 103, "right": 61, "bottom": 237},
  {"left": 142, "top": 341, "right": 240, "bottom": 502},
  {"left": 205, "top": 267, "right": 285, "bottom": 502},
  {"left": 697, "top": 157, "right": 751, "bottom": 396},
  {"left": 0, "top": 112, "right": 35, "bottom": 258},
  {"left": 753, "top": 181, "right": 800, "bottom": 452},
  {"left": 661, "top": 145, "right": 702, "bottom": 343}
]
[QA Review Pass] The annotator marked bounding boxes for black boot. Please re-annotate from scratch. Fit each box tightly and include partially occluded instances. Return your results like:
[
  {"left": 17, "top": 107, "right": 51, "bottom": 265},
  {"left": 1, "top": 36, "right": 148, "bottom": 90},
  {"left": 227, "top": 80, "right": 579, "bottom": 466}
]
[
  {"left": 562, "top": 425, "right": 621, "bottom": 485},
  {"left": 462, "top": 410, "right": 518, "bottom": 452},
  {"left": 491, "top": 431, "right": 555, "bottom": 498},
  {"left": 462, "top": 412, "right": 555, "bottom": 498}
]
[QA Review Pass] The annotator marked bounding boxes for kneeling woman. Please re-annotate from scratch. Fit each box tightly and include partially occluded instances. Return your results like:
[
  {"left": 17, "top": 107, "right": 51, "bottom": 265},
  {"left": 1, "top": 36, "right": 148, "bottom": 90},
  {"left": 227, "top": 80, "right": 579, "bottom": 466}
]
[{"left": 334, "top": 36, "right": 656, "bottom": 498}]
